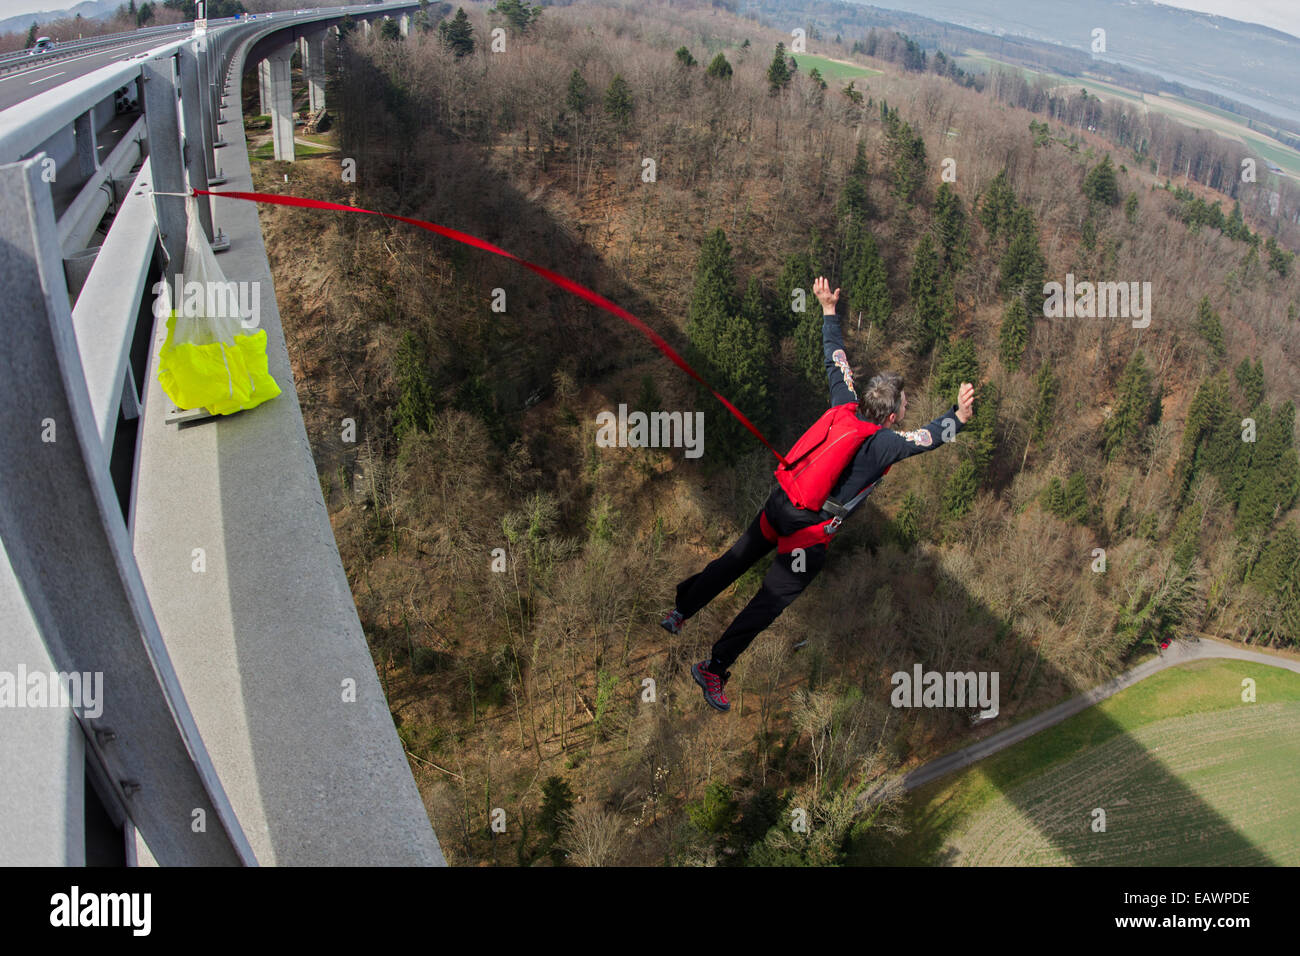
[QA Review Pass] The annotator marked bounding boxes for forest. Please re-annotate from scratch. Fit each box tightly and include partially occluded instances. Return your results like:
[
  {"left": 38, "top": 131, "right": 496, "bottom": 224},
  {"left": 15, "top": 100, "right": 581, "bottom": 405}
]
[{"left": 248, "top": 0, "right": 1300, "bottom": 865}]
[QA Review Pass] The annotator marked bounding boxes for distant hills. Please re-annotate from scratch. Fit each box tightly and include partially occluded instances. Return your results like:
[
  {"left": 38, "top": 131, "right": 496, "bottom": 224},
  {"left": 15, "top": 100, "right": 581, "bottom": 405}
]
[
  {"left": 845, "top": 0, "right": 1300, "bottom": 124},
  {"left": 0, "top": 2, "right": 122, "bottom": 36}
]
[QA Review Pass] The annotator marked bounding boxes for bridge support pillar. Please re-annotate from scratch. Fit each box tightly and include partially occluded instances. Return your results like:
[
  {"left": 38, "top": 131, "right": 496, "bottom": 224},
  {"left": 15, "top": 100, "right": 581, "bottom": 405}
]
[
  {"left": 267, "top": 46, "right": 296, "bottom": 162},
  {"left": 361, "top": 18, "right": 372, "bottom": 39},
  {"left": 257, "top": 57, "right": 271, "bottom": 117},
  {"left": 301, "top": 31, "right": 326, "bottom": 113},
  {"left": 399, "top": 13, "right": 410, "bottom": 37}
]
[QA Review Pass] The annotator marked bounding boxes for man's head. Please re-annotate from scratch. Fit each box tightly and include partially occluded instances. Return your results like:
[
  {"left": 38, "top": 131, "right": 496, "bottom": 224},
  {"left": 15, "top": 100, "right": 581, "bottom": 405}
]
[{"left": 862, "top": 371, "right": 906, "bottom": 427}]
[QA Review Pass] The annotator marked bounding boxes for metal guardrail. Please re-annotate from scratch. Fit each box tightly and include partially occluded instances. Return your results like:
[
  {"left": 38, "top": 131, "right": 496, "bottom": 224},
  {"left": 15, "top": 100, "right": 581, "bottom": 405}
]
[{"left": 0, "top": 1, "right": 423, "bottom": 867}]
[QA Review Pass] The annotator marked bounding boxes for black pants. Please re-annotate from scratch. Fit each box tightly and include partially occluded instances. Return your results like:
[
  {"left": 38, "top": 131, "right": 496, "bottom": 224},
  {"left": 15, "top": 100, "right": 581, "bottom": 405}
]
[{"left": 674, "top": 487, "right": 829, "bottom": 672}]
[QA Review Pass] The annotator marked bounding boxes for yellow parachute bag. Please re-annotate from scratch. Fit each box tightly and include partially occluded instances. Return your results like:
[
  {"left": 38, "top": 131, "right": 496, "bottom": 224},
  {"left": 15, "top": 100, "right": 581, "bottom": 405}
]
[{"left": 157, "top": 198, "right": 281, "bottom": 414}]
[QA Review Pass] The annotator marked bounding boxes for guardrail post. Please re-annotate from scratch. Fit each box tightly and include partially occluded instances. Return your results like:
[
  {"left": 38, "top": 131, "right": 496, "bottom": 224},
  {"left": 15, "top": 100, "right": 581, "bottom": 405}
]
[
  {"left": 177, "top": 44, "right": 215, "bottom": 245},
  {"left": 0, "top": 156, "right": 256, "bottom": 867},
  {"left": 73, "top": 110, "right": 98, "bottom": 179},
  {"left": 141, "top": 58, "right": 188, "bottom": 285}
]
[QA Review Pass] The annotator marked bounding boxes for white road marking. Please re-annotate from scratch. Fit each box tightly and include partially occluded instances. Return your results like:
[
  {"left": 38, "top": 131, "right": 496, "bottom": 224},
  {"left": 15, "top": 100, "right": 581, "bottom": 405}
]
[
  {"left": 28, "top": 71, "right": 65, "bottom": 85},
  {"left": 1, "top": 35, "right": 171, "bottom": 86}
]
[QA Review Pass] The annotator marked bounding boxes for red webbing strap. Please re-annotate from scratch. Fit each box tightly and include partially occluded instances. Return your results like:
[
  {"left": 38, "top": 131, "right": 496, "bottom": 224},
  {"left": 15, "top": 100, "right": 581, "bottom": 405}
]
[{"left": 194, "top": 187, "right": 789, "bottom": 467}]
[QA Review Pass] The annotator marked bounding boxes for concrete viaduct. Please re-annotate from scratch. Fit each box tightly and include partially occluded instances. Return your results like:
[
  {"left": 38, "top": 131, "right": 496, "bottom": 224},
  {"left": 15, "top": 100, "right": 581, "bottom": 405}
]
[{"left": 0, "top": 4, "right": 444, "bottom": 866}]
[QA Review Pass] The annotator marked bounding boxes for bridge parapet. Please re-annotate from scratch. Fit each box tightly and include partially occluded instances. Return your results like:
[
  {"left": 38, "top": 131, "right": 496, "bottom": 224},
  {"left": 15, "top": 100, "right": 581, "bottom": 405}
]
[{"left": 0, "top": 2, "right": 441, "bottom": 867}]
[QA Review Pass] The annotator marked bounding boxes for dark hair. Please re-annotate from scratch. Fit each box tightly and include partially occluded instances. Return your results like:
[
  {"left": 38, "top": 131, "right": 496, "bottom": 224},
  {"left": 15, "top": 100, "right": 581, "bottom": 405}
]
[{"left": 862, "top": 371, "right": 905, "bottom": 425}]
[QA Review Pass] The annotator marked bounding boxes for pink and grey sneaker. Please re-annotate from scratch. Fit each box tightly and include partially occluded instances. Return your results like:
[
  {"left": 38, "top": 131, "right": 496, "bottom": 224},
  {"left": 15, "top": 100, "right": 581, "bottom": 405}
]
[
  {"left": 692, "top": 661, "right": 731, "bottom": 712},
  {"left": 660, "top": 608, "right": 685, "bottom": 635}
]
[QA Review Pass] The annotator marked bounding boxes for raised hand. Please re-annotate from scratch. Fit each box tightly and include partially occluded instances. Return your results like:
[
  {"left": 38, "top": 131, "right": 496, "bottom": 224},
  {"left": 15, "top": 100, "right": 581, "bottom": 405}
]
[
  {"left": 956, "top": 382, "right": 976, "bottom": 424},
  {"left": 814, "top": 276, "right": 840, "bottom": 313}
]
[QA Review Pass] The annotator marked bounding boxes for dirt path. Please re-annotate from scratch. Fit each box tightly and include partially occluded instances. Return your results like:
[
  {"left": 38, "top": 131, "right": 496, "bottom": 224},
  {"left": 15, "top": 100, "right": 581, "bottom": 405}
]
[{"left": 860, "top": 636, "right": 1300, "bottom": 804}]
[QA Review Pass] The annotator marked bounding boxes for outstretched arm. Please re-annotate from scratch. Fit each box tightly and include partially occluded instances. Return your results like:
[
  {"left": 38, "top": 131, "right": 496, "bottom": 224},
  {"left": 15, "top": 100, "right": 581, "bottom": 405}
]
[
  {"left": 815, "top": 276, "right": 857, "bottom": 408},
  {"left": 884, "top": 382, "right": 977, "bottom": 462}
]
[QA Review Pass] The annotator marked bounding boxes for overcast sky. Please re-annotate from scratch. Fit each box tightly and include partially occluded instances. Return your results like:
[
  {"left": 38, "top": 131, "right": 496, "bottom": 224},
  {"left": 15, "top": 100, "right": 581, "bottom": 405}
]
[
  {"left": 1, "top": 0, "right": 1297, "bottom": 39},
  {"left": 1152, "top": 0, "right": 1300, "bottom": 38}
]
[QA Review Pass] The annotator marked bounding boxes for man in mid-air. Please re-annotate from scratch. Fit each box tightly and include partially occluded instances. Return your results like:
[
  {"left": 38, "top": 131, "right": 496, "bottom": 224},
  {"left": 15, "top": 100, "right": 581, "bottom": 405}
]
[{"left": 662, "top": 276, "right": 976, "bottom": 711}]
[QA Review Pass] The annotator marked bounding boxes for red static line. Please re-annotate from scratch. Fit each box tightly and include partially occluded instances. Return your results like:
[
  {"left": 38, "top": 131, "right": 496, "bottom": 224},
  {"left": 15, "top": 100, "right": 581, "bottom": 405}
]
[{"left": 194, "top": 187, "right": 789, "bottom": 466}]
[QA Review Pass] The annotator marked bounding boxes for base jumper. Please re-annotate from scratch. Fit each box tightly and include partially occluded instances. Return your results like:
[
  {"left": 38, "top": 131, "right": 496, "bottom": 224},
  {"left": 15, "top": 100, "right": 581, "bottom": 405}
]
[{"left": 662, "top": 276, "right": 976, "bottom": 711}]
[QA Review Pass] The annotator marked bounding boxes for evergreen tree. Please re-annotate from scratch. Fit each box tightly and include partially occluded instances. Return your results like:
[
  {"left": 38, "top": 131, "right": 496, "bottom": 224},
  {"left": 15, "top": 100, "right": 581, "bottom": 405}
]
[
  {"left": 1031, "top": 361, "right": 1057, "bottom": 443},
  {"left": 998, "top": 205, "right": 1046, "bottom": 311},
  {"left": 1174, "top": 373, "right": 1231, "bottom": 504},
  {"left": 792, "top": 254, "right": 828, "bottom": 387},
  {"left": 1043, "top": 476, "right": 1067, "bottom": 517},
  {"left": 933, "top": 182, "right": 970, "bottom": 271},
  {"left": 675, "top": 46, "right": 696, "bottom": 68},
  {"left": 1249, "top": 522, "right": 1300, "bottom": 597},
  {"left": 439, "top": 7, "right": 475, "bottom": 57},
  {"left": 489, "top": 0, "right": 541, "bottom": 34},
  {"left": 1266, "top": 237, "right": 1294, "bottom": 277},
  {"left": 1104, "top": 350, "right": 1154, "bottom": 461},
  {"left": 705, "top": 53, "right": 733, "bottom": 80},
  {"left": 843, "top": 226, "right": 890, "bottom": 328},
  {"left": 1124, "top": 191, "right": 1139, "bottom": 224},
  {"left": 933, "top": 338, "right": 977, "bottom": 401},
  {"left": 687, "top": 228, "right": 739, "bottom": 354},
  {"left": 538, "top": 776, "right": 574, "bottom": 863},
  {"left": 909, "top": 233, "right": 949, "bottom": 354},
  {"left": 1225, "top": 201, "right": 1249, "bottom": 241},
  {"left": 893, "top": 491, "right": 921, "bottom": 549},
  {"left": 604, "top": 74, "right": 634, "bottom": 134},
  {"left": 380, "top": 18, "right": 403, "bottom": 41},
  {"left": 884, "top": 109, "right": 926, "bottom": 206},
  {"left": 1172, "top": 503, "right": 1204, "bottom": 569},
  {"left": 837, "top": 142, "right": 872, "bottom": 226},
  {"left": 741, "top": 275, "right": 767, "bottom": 333},
  {"left": 392, "top": 332, "right": 436, "bottom": 441},
  {"left": 1235, "top": 356, "right": 1265, "bottom": 410},
  {"left": 999, "top": 296, "right": 1029, "bottom": 371},
  {"left": 1236, "top": 401, "right": 1300, "bottom": 537},
  {"left": 565, "top": 70, "right": 590, "bottom": 115},
  {"left": 944, "top": 460, "right": 980, "bottom": 518},
  {"left": 1064, "top": 471, "right": 1090, "bottom": 524},
  {"left": 1194, "top": 295, "right": 1225, "bottom": 362},
  {"left": 25, "top": 23, "right": 38, "bottom": 48},
  {"left": 767, "top": 43, "right": 791, "bottom": 94},
  {"left": 777, "top": 250, "right": 814, "bottom": 334},
  {"left": 979, "top": 170, "right": 1016, "bottom": 242},
  {"left": 944, "top": 383, "right": 998, "bottom": 518},
  {"left": 1082, "top": 154, "right": 1121, "bottom": 206},
  {"left": 687, "top": 231, "right": 771, "bottom": 459}
]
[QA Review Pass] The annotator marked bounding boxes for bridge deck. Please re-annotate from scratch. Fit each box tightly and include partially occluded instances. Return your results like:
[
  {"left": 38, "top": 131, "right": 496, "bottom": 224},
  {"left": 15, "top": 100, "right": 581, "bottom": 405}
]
[{"left": 129, "top": 43, "right": 443, "bottom": 865}]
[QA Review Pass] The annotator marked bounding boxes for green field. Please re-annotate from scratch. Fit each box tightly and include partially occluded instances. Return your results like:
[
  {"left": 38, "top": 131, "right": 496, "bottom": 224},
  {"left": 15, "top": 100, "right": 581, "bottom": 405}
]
[
  {"left": 793, "top": 53, "right": 881, "bottom": 85},
  {"left": 253, "top": 139, "right": 336, "bottom": 160},
  {"left": 954, "top": 49, "right": 1300, "bottom": 179},
  {"left": 867, "top": 660, "right": 1300, "bottom": 866}
]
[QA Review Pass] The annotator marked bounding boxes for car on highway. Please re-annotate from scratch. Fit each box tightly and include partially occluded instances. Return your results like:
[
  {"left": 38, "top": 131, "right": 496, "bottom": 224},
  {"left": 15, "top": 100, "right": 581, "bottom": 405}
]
[{"left": 27, "top": 37, "right": 55, "bottom": 56}]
